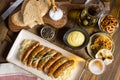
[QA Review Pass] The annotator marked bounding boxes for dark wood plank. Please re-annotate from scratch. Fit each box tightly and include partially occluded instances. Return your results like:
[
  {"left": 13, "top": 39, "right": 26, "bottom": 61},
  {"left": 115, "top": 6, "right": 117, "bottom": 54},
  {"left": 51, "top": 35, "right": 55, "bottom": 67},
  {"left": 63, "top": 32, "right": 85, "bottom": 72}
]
[
  {"left": 0, "top": 0, "right": 16, "bottom": 62},
  {"left": 0, "top": 0, "right": 120, "bottom": 80},
  {"left": 0, "top": 22, "right": 8, "bottom": 63},
  {"left": 0, "top": 0, "right": 16, "bottom": 15}
]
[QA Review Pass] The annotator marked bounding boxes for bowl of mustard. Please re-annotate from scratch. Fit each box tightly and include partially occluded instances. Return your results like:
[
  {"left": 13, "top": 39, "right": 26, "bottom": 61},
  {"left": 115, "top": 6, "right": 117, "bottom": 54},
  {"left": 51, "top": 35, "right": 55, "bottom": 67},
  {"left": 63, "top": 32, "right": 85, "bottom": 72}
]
[{"left": 63, "top": 28, "right": 89, "bottom": 49}]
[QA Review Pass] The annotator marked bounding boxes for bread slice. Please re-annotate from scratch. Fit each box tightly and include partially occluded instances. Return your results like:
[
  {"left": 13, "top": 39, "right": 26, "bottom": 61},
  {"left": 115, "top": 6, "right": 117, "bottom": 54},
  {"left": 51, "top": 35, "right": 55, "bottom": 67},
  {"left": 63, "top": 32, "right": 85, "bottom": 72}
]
[
  {"left": 9, "top": 0, "right": 51, "bottom": 31},
  {"left": 21, "top": 0, "right": 46, "bottom": 28},
  {"left": 9, "top": 10, "right": 29, "bottom": 32},
  {"left": 11, "top": 11, "right": 26, "bottom": 27},
  {"left": 21, "top": 0, "right": 29, "bottom": 13},
  {"left": 9, "top": 17, "right": 27, "bottom": 32},
  {"left": 36, "top": 0, "right": 51, "bottom": 17}
]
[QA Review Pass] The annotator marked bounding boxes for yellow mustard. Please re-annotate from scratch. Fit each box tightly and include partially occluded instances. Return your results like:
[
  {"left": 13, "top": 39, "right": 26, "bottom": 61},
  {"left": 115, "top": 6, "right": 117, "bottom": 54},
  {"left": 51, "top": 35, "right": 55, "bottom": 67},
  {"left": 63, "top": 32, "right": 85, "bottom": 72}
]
[{"left": 67, "top": 31, "right": 85, "bottom": 47}]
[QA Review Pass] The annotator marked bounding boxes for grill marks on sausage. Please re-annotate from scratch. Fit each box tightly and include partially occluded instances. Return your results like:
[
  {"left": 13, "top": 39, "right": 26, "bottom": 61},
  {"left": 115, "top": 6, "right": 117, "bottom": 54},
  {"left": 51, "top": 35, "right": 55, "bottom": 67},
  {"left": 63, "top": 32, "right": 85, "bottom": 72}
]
[
  {"left": 32, "top": 47, "right": 51, "bottom": 68},
  {"left": 27, "top": 45, "right": 44, "bottom": 66},
  {"left": 21, "top": 41, "right": 40, "bottom": 64},
  {"left": 53, "top": 60, "right": 74, "bottom": 78},
  {"left": 47, "top": 57, "right": 68, "bottom": 76},
  {"left": 37, "top": 50, "right": 57, "bottom": 70},
  {"left": 43, "top": 53, "right": 63, "bottom": 73},
  {"left": 21, "top": 41, "right": 74, "bottom": 78}
]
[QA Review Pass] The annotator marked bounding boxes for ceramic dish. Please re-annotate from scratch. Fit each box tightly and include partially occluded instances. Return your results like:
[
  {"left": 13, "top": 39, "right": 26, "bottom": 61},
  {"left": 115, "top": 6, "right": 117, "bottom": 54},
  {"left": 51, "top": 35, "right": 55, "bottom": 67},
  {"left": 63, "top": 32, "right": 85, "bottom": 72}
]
[
  {"left": 63, "top": 28, "right": 89, "bottom": 50},
  {"left": 7, "top": 29, "right": 86, "bottom": 80},
  {"left": 87, "top": 32, "right": 115, "bottom": 58}
]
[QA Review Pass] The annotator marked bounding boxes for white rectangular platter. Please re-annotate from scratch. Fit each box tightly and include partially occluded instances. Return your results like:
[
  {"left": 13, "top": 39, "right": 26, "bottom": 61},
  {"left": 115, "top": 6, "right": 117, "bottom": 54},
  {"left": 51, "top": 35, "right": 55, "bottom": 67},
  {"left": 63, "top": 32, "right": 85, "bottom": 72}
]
[{"left": 7, "top": 29, "right": 86, "bottom": 80}]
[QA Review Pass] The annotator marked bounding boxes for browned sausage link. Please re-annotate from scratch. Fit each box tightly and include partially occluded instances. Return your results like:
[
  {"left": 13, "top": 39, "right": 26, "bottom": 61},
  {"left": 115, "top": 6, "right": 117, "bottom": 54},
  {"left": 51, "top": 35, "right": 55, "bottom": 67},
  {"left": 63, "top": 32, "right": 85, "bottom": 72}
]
[
  {"left": 53, "top": 60, "right": 74, "bottom": 78},
  {"left": 37, "top": 50, "right": 57, "bottom": 70},
  {"left": 21, "top": 41, "right": 40, "bottom": 64},
  {"left": 32, "top": 47, "right": 51, "bottom": 68},
  {"left": 27, "top": 45, "right": 44, "bottom": 66},
  {"left": 43, "top": 52, "right": 64, "bottom": 73},
  {"left": 48, "top": 57, "right": 68, "bottom": 76}
]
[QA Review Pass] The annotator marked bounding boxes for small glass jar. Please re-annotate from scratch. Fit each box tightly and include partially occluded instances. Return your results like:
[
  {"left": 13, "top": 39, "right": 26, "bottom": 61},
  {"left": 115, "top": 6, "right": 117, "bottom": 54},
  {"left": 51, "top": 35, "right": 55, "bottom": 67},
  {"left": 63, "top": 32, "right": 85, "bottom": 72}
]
[
  {"left": 79, "top": 0, "right": 105, "bottom": 27},
  {"left": 40, "top": 25, "right": 55, "bottom": 40}
]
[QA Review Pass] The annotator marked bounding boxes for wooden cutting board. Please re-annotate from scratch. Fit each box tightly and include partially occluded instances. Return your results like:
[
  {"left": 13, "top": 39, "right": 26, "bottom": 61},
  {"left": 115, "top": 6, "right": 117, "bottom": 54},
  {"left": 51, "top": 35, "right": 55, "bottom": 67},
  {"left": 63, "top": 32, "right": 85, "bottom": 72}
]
[
  {"left": 8, "top": 2, "right": 83, "bottom": 32},
  {"left": 8, "top": 2, "right": 110, "bottom": 32}
]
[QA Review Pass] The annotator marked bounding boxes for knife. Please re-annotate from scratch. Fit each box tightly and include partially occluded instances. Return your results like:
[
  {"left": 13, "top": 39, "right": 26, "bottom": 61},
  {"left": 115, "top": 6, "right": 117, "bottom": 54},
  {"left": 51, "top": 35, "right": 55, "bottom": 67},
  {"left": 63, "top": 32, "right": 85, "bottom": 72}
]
[{"left": 0, "top": 0, "right": 23, "bottom": 22}]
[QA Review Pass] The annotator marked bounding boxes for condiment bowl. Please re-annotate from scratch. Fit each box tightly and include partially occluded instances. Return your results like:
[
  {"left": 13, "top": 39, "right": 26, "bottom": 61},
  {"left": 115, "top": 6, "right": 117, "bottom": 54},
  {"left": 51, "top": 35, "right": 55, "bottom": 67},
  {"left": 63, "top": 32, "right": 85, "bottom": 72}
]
[
  {"left": 87, "top": 32, "right": 115, "bottom": 58},
  {"left": 98, "top": 14, "right": 119, "bottom": 34},
  {"left": 63, "top": 28, "right": 89, "bottom": 49}
]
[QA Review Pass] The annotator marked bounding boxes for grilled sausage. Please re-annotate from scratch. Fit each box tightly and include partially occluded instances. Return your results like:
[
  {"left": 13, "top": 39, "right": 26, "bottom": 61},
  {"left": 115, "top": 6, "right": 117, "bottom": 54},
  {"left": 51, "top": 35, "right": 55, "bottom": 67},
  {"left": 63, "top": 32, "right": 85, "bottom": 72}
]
[
  {"left": 48, "top": 57, "right": 68, "bottom": 76},
  {"left": 43, "top": 53, "right": 65, "bottom": 73},
  {"left": 53, "top": 60, "right": 74, "bottom": 78},
  {"left": 37, "top": 50, "right": 57, "bottom": 70},
  {"left": 21, "top": 41, "right": 39, "bottom": 64},
  {"left": 32, "top": 47, "right": 51, "bottom": 68},
  {"left": 27, "top": 45, "right": 44, "bottom": 66}
]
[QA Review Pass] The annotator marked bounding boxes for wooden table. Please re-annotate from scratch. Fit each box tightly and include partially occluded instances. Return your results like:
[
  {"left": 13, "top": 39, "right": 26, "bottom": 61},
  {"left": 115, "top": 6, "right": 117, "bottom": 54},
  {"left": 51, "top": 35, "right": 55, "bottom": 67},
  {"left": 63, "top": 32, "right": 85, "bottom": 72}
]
[{"left": 0, "top": 0, "right": 120, "bottom": 80}]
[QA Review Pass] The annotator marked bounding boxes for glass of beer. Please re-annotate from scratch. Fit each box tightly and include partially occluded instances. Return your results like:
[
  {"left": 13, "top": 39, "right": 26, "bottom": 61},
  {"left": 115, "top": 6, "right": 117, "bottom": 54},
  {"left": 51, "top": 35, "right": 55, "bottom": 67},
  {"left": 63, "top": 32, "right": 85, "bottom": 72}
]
[
  {"left": 88, "top": 59, "right": 106, "bottom": 75},
  {"left": 79, "top": 59, "right": 105, "bottom": 80}
]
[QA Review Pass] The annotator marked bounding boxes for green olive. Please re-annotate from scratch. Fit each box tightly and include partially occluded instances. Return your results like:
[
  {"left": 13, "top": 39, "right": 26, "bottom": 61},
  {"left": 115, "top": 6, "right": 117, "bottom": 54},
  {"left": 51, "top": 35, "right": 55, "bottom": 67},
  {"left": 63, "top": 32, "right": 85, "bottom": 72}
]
[
  {"left": 83, "top": 20, "right": 89, "bottom": 26},
  {"left": 81, "top": 10, "right": 87, "bottom": 18},
  {"left": 92, "top": 19, "right": 97, "bottom": 23}
]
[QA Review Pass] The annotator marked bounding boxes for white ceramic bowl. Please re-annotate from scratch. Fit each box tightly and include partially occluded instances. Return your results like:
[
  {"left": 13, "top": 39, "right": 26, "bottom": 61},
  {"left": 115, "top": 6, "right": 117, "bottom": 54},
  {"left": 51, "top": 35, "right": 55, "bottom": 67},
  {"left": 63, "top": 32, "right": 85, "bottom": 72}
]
[
  {"left": 87, "top": 32, "right": 115, "bottom": 58},
  {"left": 49, "top": 8, "right": 63, "bottom": 21}
]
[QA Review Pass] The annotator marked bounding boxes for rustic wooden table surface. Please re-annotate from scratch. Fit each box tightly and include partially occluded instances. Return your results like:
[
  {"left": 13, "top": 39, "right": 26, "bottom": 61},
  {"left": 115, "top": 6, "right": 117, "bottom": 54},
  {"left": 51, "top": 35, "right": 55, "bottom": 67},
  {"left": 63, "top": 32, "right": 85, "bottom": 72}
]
[{"left": 0, "top": 0, "right": 120, "bottom": 80}]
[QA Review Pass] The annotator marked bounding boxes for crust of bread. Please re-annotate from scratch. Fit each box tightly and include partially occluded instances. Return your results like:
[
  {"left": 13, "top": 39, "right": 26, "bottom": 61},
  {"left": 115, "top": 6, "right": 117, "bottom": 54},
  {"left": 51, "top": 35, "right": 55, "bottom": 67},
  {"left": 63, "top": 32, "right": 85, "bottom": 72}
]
[
  {"left": 21, "top": 0, "right": 45, "bottom": 28},
  {"left": 37, "top": 0, "right": 51, "bottom": 17},
  {"left": 11, "top": 11, "right": 26, "bottom": 27},
  {"left": 21, "top": 0, "right": 29, "bottom": 14},
  {"left": 8, "top": 11, "right": 29, "bottom": 32}
]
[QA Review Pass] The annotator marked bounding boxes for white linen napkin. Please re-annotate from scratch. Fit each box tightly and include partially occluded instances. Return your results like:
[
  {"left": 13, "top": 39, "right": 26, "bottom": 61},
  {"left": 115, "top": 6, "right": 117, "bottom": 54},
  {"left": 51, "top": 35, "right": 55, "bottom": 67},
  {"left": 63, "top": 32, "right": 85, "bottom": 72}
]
[{"left": 0, "top": 63, "right": 43, "bottom": 80}]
